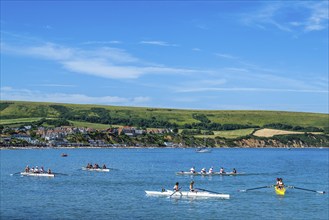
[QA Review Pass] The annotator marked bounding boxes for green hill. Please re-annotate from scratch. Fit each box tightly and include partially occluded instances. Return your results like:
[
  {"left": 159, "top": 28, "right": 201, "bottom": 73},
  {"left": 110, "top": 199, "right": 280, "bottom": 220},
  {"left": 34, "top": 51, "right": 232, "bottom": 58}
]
[{"left": 1, "top": 100, "right": 328, "bottom": 129}]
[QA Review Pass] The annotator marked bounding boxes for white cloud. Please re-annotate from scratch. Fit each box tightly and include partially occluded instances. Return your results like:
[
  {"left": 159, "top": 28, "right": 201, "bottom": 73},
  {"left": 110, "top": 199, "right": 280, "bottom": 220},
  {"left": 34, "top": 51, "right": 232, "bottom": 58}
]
[
  {"left": 176, "top": 87, "right": 328, "bottom": 93},
  {"left": 0, "top": 87, "right": 150, "bottom": 105},
  {"left": 242, "top": 1, "right": 329, "bottom": 32},
  {"left": 215, "top": 53, "right": 238, "bottom": 59},
  {"left": 139, "top": 40, "right": 178, "bottom": 47},
  {"left": 2, "top": 41, "right": 202, "bottom": 79}
]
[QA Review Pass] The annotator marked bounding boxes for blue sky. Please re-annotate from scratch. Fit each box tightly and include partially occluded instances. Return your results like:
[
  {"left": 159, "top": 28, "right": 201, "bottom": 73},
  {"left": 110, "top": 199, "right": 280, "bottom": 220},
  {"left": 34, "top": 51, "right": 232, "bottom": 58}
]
[{"left": 1, "top": 1, "right": 328, "bottom": 113}]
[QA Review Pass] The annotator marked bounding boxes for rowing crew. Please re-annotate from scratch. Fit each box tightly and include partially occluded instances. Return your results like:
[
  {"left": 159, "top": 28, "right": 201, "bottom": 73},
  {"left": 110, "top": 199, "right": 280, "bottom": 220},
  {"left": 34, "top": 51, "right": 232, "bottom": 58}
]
[
  {"left": 173, "top": 181, "right": 198, "bottom": 192},
  {"left": 25, "top": 165, "right": 52, "bottom": 174},
  {"left": 190, "top": 166, "right": 237, "bottom": 174},
  {"left": 86, "top": 163, "right": 107, "bottom": 169}
]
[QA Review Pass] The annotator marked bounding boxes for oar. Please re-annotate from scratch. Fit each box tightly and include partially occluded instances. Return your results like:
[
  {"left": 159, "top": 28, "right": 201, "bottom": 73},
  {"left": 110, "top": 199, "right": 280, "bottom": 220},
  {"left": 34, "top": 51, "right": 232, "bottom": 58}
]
[
  {"left": 10, "top": 172, "right": 21, "bottom": 176},
  {"left": 52, "top": 172, "right": 68, "bottom": 176},
  {"left": 170, "top": 187, "right": 182, "bottom": 197},
  {"left": 195, "top": 188, "right": 222, "bottom": 194},
  {"left": 239, "top": 185, "right": 273, "bottom": 192},
  {"left": 288, "top": 186, "right": 326, "bottom": 194}
]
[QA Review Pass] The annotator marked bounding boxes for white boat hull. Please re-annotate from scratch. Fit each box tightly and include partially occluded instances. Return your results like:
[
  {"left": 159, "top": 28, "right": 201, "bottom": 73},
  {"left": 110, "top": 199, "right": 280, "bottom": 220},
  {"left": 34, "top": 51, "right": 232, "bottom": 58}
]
[
  {"left": 176, "top": 171, "right": 245, "bottom": 176},
  {"left": 21, "top": 172, "right": 54, "bottom": 177},
  {"left": 145, "top": 190, "right": 230, "bottom": 199},
  {"left": 82, "top": 167, "right": 110, "bottom": 172}
]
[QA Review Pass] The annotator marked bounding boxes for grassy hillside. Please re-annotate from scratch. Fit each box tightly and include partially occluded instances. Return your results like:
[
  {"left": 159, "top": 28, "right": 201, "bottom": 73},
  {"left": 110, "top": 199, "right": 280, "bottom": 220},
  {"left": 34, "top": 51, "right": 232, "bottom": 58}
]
[{"left": 1, "top": 100, "right": 328, "bottom": 129}]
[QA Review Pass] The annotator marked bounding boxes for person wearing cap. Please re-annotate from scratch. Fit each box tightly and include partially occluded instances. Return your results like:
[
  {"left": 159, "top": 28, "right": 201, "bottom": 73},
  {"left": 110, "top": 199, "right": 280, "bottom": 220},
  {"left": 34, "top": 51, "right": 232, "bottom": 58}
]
[
  {"left": 201, "top": 168, "right": 206, "bottom": 174},
  {"left": 190, "top": 166, "right": 196, "bottom": 173},
  {"left": 232, "top": 168, "right": 237, "bottom": 174},
  {"left": 208, "top": 167, "right": 214, "bottom": 174},
  {"left": 219, "top": 167, "right": 226, "bottom": 174}
]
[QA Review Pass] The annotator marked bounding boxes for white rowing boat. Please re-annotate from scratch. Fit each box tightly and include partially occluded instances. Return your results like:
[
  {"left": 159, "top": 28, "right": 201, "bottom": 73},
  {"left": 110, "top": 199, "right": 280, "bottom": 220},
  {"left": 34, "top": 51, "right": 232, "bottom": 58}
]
[
  {"left": 82, "top": 167, "right": 110, "bottom": 172},
  {"left": 176, "top": 171, "right": 245, "bottom": 176},
  {"left": 145, "top": 190, "right": 230, "bottom": 199},
  {"left": 20, "top": 172, "right": 55, "bottom": 177}
]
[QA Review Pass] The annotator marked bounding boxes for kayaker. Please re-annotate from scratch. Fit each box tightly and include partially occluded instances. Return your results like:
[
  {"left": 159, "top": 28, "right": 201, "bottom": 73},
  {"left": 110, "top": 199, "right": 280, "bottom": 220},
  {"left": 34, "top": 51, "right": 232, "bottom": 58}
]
[
  {"left": 232, "top": 168, "right": 237, "bottom": 174},
  {"left": 219, "top": 167, "right": 226, "bottom": 174},
  {"left": 189, "top": 181, "right": 197, "bottom": 192},
  {"left": 190, "top": 166, "right": 196, "bottom": 173},
  {"left": 173, "top": 182, "right": 180, "bottom": 191}
]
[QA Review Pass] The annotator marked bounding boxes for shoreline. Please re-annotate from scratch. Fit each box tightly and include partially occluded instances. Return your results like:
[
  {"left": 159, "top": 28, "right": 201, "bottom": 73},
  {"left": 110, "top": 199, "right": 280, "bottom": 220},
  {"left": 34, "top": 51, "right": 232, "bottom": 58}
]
[{"left": 0, "top": 146, "right": 327, "bottom": 150}]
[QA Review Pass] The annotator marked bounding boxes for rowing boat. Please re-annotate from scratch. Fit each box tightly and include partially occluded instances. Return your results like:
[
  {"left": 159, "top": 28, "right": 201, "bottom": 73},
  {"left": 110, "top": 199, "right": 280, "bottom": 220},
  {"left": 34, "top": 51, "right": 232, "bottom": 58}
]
[
  {"left": 20, "top": 172, "right": 55, "bottom": 177},
  {"left": 145, "top": 190, "right": 230, "bottom": 199},
  {"left": 82, "top": 167, "right": 110, "bottom": 172},
  {"left": 275, "top": 186, "right": 286, "bottom": 195},
  {"left": 176, "top": 171, "right": 245, "bottom": 176}
]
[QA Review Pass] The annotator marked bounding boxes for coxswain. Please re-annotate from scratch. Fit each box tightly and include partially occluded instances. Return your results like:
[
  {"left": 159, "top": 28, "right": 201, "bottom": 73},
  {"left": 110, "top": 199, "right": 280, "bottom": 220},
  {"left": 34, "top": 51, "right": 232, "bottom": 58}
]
[
  {"left": 47, "top": 169, "right": 52, "bottom": 174},
  {"left": 190, "top": 166, "right": 196, "bottom": 173},
  {"left": 232, "top": 168, "right": 237, "bottom": 174},
  {"left": 173, "top": 182, "right": 180, "bottom": 191},
  {"left": 219, "top": 167, "right": 226, "bottom": 174},
  {"left": 25, "top": 165, "right": 30, "bottom": 173},
  {"left": 201, "top": 168, "right": 206, "bottom": 174}
]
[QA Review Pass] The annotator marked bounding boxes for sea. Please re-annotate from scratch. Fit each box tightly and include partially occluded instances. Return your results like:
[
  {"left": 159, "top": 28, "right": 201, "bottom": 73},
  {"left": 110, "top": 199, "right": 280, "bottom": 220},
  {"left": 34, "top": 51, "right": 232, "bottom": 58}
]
[{"left": 1, "top": 148, "right": 328, "bottom": 220}]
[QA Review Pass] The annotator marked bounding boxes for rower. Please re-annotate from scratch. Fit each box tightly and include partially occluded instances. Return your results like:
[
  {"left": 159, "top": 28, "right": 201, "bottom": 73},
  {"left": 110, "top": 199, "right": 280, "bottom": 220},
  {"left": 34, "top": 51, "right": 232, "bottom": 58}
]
[
  {"left": 25, "top": 165, "right": 30, "bottom": 173},
  {"left": 35, "top": 166, "right": 39, "bottom": 173},
  {"left": 40, "top": 166, "right": 45, "bottom": 173},
  {"left": 189, "top": 181, "right": 197, "bottom": 192},
  {"left": 48, "top": 169, "right": 52, "bottom": 174},
  {"left": 276, "top": 178, "right": 284, "bottom": 189},
  {"left": 190, "top": 166, "right": 196, "bottom": 173},
  {"left": 173, "top": 182, "right": 180, "bottom": 191},
  {"left": 219, "top": 167, "right": 226, "bottom": 174},
  {"left": 208, "top": 167, "right": 214, "bottom": 174},
  {"left": 232, "top": 168, "right": 237, "bottom": 174},
  {"left": 102, "top": 164, "right": 107, "bottom": 169},
  {"left": 201, "top": 168, "right": 206, "bottom": 174}
]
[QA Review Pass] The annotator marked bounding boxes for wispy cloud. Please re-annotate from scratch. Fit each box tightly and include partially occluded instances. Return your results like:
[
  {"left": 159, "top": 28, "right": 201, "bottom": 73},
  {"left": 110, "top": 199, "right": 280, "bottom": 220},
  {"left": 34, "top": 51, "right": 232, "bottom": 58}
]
[
  {"left": 242, "top": 1, "right": 329, "bottom": 32},
  {"left": 31, "top": 84, "right": 76, "bottom": 87},
  {"left": 1, "top": 41, "right": 201, "bottom": 79},
  {"left": 215, "top": 53, "right": 239, "bottom": 60},
  {"left": 139, "top": 40, "right": 178, "bottom": 47},
  {"left": 82, "top": 40, "right": 122, "bottom": 45},
  {"left": 0, "top": 87, "right": 150, "bottom": 105},
  {"left": 176, "top": 87, "right": 328, "bottom": 93}
]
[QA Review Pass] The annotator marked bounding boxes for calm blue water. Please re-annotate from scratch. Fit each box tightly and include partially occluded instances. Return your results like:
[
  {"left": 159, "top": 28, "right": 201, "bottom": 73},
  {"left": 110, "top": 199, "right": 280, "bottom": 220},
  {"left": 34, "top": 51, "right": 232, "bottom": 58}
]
[{"left": 1, "top": 148, "right": 328, "bottom": 220}]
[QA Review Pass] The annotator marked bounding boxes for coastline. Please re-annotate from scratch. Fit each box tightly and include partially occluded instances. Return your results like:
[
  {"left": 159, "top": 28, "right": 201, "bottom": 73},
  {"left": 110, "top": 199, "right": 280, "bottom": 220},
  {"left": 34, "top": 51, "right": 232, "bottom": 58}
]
[{"left": 1, "top": 146, "right": 327, "bottom": 150}]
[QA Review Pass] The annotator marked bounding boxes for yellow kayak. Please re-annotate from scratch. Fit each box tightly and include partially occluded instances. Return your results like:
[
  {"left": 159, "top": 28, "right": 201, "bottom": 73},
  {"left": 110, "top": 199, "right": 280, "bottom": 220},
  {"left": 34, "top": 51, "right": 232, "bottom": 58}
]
[{"left": 275, "top": 186, "right": 286, "bottom": 195}]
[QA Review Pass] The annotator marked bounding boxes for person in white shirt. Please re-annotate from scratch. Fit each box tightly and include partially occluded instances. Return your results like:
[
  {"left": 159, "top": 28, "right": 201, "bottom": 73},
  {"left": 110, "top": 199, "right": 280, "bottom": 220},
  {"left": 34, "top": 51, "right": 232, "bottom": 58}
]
[
  {"left": 201, "top": 168, "right": 206, "bottom": 174},
  {"left": 219, "top": 167, "right": 225, "bottom": 174},
  {"left": 208, "top": 167, "right": 214, "bottom": 174},
  {"left": 190, "top": 166, "right": 196, "bottom": 173}
]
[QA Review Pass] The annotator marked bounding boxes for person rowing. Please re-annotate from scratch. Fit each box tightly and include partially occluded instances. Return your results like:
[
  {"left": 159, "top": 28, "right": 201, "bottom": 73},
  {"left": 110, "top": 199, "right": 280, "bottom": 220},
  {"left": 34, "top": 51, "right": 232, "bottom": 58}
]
[
  {"left": 208, "top": 167, "right": 214, "bottom": 174},
  {"left": 232, "top": 168, "right": 237, "bottom": 174},
  {"left": 201, "top": 168, "right": 207, "bottom": 174},
  {"left": 173, "top": 182, "right": 180, "bottom": 191},
  {"left": 190, "top": 166, "right": 196, "bottom": 173},
  {"left": 94, "top": 163, "right": 99, "bottom": 169},
  {"left": 86, "top": 163, "right": 92, "bottom": 169},
  {"left": 276, "top": 178, "right": 284, "bottom": 189},
  {"left": 40, "top": 166, "right": 44, "bottom": 173},
  {"left": 219, "top": 167, "right": 226, "bottom": 174},
  {"left": 189, "top": 181, "right": 197, "bottom": 192},
  {"left": 25, "top": 165, "right": 30, "bottom": 173},
  {"left": 47, "top": 169, "right": 52, "bottom": 174},
  {"left": 102, "top": 164, "right": 107, "bottom": 169}
]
